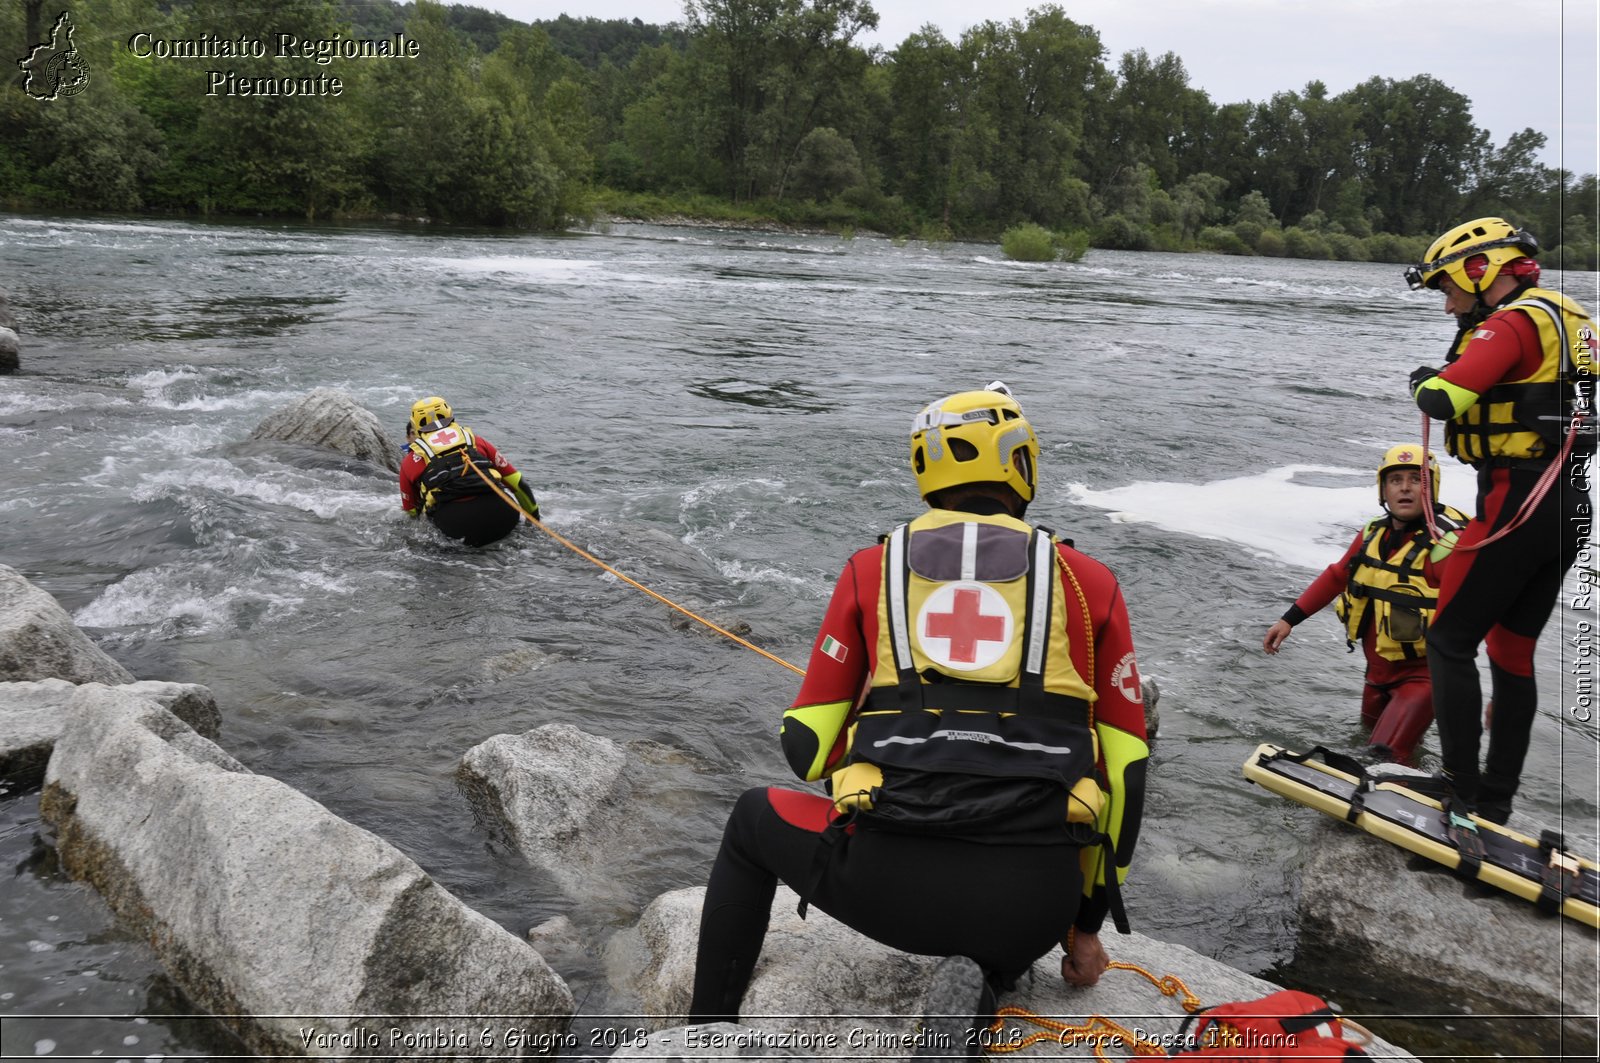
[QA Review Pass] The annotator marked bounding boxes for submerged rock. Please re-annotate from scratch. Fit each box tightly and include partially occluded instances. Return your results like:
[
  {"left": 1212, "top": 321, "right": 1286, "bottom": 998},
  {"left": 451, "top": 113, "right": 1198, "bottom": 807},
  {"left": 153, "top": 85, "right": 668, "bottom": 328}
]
[
  {"left": 42, "top": 685, "right": 574, "bottom": 1058},
  {"left": 607, "top": 885, "right": 1420, "bottom": 1061},
  {"left": 0, "top": 291, "right": 17, "bottom": 373},
  {"left": 0, "top": 324, "right": 18, "bottom": 373},
  {"left": 249, "top": 387, "right": 399, "bottom": 471},
  {"left": 0, "top": 564, "right": 134, "bottom": 685}
]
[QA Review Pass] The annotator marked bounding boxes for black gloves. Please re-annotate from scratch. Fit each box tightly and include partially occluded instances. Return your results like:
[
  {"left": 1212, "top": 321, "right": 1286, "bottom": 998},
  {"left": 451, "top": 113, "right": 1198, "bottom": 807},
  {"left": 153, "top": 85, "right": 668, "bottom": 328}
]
[{"left": 1408, "top": 365, "right": 1440, "bottom": 394}]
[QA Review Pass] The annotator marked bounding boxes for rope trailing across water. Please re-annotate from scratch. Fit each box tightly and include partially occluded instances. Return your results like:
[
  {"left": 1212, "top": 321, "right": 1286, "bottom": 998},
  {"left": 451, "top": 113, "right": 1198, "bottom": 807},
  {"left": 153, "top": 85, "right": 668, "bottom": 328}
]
[{"left": 458, "top": 457, "right": 806, "bottom": 677}]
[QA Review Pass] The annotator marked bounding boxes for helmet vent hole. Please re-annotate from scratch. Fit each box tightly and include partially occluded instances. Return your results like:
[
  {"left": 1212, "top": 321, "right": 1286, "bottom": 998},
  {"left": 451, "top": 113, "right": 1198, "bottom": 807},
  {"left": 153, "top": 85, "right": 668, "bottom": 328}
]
[
  {"left": 913, "top": 448, "right": 926, "bottom": 474},
  {"left": 949, "top": 438, "right": 979, "bottom": 462}
]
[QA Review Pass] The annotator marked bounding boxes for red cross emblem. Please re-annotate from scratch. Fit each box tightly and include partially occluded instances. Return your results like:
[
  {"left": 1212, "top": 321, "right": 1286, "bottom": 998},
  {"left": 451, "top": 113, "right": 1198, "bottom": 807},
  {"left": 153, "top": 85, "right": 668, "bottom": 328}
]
[
  {"left": 428, "top": 427, "right": 460, "bottom": 447},
  {"left": 918, "top": 583, "right": 1013, "bottom": 670}
]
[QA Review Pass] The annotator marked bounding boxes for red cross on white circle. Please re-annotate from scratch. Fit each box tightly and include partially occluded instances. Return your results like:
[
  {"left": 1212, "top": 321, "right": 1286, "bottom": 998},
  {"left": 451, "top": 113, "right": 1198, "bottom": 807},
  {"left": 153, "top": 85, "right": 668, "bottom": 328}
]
[{"left": 916, "top": 581, "right": 1014, "bottom": 671}]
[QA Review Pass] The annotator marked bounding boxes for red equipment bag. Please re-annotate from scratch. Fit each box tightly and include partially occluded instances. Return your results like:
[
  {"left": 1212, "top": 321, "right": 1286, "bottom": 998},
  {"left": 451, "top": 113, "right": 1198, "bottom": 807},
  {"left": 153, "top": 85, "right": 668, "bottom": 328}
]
[{"left": 1171, "top": 989, "right": 1371, "bottom": 1059}]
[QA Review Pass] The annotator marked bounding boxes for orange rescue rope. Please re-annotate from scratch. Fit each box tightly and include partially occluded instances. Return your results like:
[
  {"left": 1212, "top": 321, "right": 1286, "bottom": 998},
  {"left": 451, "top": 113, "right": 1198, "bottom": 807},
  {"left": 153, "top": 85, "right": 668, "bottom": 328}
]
[
  {"left": 459, "top": 457, "right": 806, "bottom": 677},
  {"left": 983, "top": 962, "right": 1200, "bottom": 1058}
]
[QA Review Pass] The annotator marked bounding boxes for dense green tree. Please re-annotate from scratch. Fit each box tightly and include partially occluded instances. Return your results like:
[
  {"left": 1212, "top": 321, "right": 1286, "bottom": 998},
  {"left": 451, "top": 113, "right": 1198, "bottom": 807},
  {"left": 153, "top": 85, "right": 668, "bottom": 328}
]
[
  {"left": 1089, "top": 48, "right": 1208, "bottom": 194},
  {"left": 883, "top": 28, "right": 959, "bottom": 220},
  {"left": 178, "top": 0, "right": 368, "bottom": 218},
  {"left": 681, "top": 0, "right": 878, "bottom": 200},
  {"left": 941, "top": 7, "right": 1108, "bottom": 230},
  {"left": 1341, "top": 74, "right": 1485, "bottom": 235}
]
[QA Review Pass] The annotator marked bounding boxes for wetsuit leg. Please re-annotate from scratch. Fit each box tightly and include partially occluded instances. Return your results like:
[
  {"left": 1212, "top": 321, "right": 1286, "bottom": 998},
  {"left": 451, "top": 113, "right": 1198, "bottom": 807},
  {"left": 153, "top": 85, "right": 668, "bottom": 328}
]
[
  {"left": 1359, "top": 681, "right": 1388, "bottom": 731},
  {"left": 689, "top": 787, "right": 1082, "bottom": 1024},
  {"left": 1366, "top": 673, "right": 1433, "bottom": 765},
  {"left": 427, "top": 494, "right": 520, "bottom": 546},
  {"left": 1427, "top": 463, "right": 1587, "bottom": 806}
]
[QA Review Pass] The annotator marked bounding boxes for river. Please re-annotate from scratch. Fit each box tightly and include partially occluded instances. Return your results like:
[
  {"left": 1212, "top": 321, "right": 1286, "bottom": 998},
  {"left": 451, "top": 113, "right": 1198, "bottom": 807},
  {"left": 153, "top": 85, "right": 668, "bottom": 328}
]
[{"left": 0, "top": 214, "right": 1595, "bottom": 1060}]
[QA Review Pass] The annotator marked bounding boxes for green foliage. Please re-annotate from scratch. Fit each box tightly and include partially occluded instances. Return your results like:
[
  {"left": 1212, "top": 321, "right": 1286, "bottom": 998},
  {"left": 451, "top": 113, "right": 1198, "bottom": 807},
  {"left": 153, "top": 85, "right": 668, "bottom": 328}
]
[
  {"left": 1093, "top": 213, "right": 1155, "bottom": 251},
  {"left": 1053, "top": 229, "right": 1090, "bottom": 262},
  {"left": 1256, "top": 229, "right": 1287, "bottom": 257},
  {"left": 0, "top": 0, "right": 1590, "bottom": 259},
  {"left": 1324, "top": 232, "right": 1370, "bottom": 262},
  {"left": 1363, "top": 232, "right": 1428, "bottom": 264},
  {"left": 1233, "top": 190, "right": 1277, "bottom": 228},
  {"left": 1197, "top": 226, "right": 1251, "bottom": 255},
  {"left": 1282, "top": 226, "right": 1332, "bottom": 260},
  {"left": 789, "top": 127, "right": 866, "bottom": 202},
  {"left": 999, "top": 223, "right": 1091, "bottom": 262},
  {"left": 1001, "top": 222, "right": 1056, "bottom": 261}
]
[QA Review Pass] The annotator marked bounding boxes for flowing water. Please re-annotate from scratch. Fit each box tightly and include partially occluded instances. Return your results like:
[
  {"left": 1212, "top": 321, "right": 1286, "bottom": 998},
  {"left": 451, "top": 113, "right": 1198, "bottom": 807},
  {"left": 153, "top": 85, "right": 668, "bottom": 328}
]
[{"left": 1, "top": 214, "right": 1596, "bottom": 1060}]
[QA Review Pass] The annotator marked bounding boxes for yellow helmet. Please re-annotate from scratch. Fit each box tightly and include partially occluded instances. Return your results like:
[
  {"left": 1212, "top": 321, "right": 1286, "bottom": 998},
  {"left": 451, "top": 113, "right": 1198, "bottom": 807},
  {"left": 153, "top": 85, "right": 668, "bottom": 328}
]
[
  {"left": 409, "top": 396, "right": 454, "bottom": 434},
  {"left": 1377, "top": 444, "right": 1440, "bottom": 503},
  {"left": 910, "top": 385, "right": 1039, "bottom": 503},
  {"left": 1405, "top": 217, "right": 1538, "bottom": 294}
]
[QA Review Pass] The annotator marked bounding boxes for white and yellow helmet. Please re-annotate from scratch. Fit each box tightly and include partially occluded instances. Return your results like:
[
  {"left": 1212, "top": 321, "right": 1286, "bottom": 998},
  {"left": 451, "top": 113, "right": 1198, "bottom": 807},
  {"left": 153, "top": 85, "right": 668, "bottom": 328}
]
[{"left": 910, "top": 383, "right": 1039, "bottom": 503}]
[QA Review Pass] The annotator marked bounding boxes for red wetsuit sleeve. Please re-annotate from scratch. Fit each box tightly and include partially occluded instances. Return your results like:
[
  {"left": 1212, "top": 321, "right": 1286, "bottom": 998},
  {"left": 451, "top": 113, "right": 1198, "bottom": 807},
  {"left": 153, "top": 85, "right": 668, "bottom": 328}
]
[
  {"left": 1441, "top": 309, "right": 1543, "bottom": 394},
  {"left": 471, "top": 435, "right": 518, "bottom": 477},
  {"left": 1056, "top": 544, "right": 1145, "bottom": 741},
  {"left": 1291, "top": 530, "right": 1364, "bottom": 618},
  {"left": 399, "top": 452, "right": 423, "bottom": 512},
  {"left": 789, "top": 546, "right": 880, "bottom": 710}
]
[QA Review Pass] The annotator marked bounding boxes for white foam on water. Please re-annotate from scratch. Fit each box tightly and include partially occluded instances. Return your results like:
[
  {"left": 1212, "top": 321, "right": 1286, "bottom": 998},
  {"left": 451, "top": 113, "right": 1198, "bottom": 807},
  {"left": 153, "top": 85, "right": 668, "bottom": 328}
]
[
  {"left": 1068, "top": 463, "right": 1479, "bottom": 572},
  {"left": 126, "top": 368, "right": 300, "bottom": 413},
  {"left": 418, "top": 255, "right": 600, "bottom": 283},
  {"left": 0, "top": 388, "right": 133, "bottom": 417},
  {"left": 125, "top": 461, "right": 391, "bottom": 520},
  {"left": 74, "top": 559, "right": 360, "bottom": 636},
  {"left": 714, "top": 557, "right": 814, "bottom": 590}
]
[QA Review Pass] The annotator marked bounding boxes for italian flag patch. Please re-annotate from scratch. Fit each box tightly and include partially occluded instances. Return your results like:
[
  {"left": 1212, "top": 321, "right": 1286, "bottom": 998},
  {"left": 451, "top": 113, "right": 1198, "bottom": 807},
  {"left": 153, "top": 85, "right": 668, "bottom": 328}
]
[{"left": 819, "top": 635, "right": 848, "bottom": 662}]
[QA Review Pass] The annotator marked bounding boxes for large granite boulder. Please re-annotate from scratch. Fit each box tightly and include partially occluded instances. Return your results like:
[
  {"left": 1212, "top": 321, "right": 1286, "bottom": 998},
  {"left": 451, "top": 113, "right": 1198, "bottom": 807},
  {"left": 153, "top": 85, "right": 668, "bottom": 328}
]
[
  {"left": 0, "top": 565, "right": 134, "bottom": 685},
  {"left": 249, "top": 387, "right": 399, "bottom": 471},
  {"left": 607, "top": 885, "right": 1418, "bottom": 1061},
  {"left": 457, "top": 723, "right": 722, "bottom": 913},
  {"left": 0, "top": 677, "right": 220, "bottom": 787},
  {"left": 41, "top": 685, "right": 574, "bottom": 1058},
  {"left": 1298, "top": 817, "right": 1598, "bottom": 1022}
]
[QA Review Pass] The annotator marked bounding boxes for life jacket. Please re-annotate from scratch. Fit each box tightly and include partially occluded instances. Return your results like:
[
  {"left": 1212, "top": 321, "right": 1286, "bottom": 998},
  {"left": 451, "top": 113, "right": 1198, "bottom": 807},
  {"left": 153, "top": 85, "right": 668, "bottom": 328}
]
[
  {"left": 1446, "top": 286, "right": 1597, "bottom": 463},
  {"left": 854, "top": 508, "right": 1096, "bottom": 789},
  {"left": 1334, "top": 506, "right": 1468, "bottom": 661},
  {"left": 1172, "top": 989, "right": 1371, "bottom": 1059},
  {"left": 407, "top": 424, "right": 501, "bottom": 512}
]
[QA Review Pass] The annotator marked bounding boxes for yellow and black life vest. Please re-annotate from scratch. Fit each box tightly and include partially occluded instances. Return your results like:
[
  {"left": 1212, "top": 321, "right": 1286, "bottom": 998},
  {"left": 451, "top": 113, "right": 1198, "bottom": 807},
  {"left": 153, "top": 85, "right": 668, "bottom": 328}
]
[
  {"left": 407, "top": 424, "right": 501, "bottom": 512},
  {"left": 1334, "top": 506, "right": 1468, "bottom": 660},
  {"left": 1446, "top": 286, "right": 1597, "bottom": 463},
  {"left": 854, "top": 509, "right": 1096, "bottom": 787}
]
